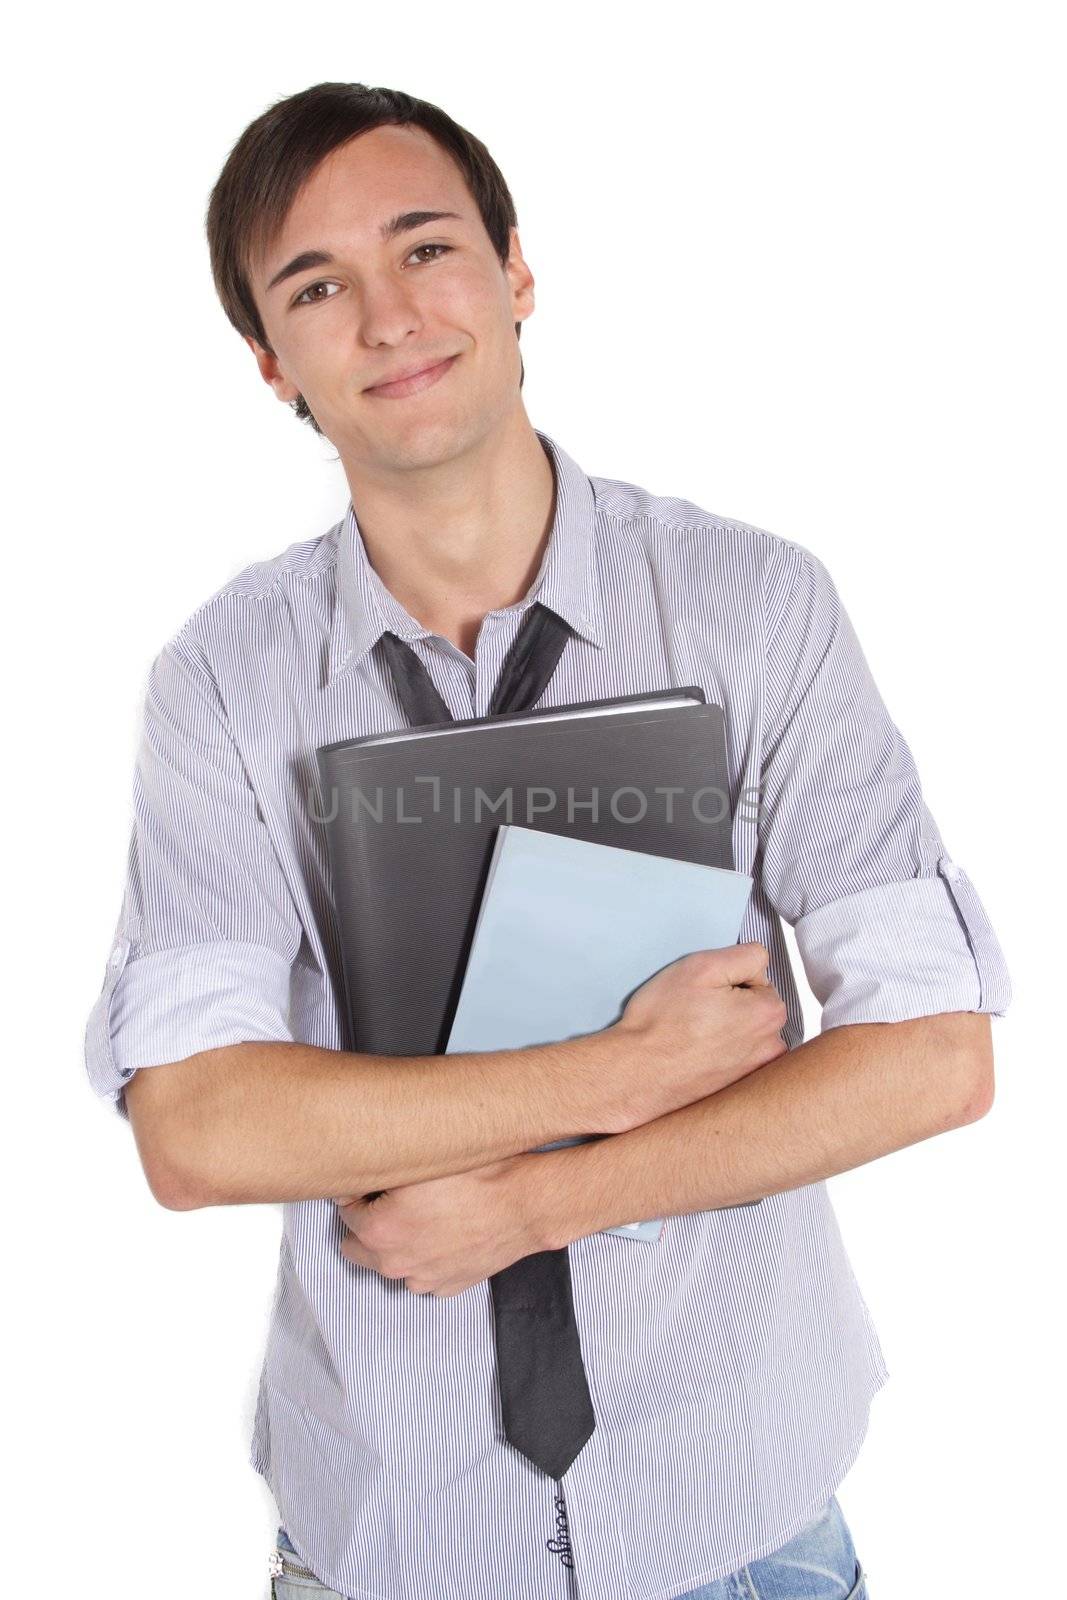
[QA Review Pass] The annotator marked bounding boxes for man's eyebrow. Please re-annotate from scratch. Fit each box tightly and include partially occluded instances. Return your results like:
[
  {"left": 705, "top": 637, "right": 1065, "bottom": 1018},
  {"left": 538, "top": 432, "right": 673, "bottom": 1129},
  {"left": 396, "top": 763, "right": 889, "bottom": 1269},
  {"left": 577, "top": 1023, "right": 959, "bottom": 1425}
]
[{"left": 265, "top": 211, "right": 465, "bottom": 294}]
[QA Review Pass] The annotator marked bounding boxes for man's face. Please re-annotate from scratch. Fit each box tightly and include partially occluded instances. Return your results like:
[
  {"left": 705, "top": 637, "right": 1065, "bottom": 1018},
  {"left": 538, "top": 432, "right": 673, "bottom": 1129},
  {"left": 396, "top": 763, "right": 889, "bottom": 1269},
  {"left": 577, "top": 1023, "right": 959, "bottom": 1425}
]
[{"left": 246, "top": 124, "right": 534, "bottom": 474}]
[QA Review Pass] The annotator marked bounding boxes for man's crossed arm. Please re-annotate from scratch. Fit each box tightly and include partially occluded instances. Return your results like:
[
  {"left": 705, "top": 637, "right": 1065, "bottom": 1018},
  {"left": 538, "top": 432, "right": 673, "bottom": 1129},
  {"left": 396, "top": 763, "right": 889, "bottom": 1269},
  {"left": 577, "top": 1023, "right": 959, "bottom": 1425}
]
[
  {"left": 526, "top": 1009, "right": 992, "bottom": 1246},
  {"left": 334, "top": 1011, "right": 992, "bottom": 1296}
]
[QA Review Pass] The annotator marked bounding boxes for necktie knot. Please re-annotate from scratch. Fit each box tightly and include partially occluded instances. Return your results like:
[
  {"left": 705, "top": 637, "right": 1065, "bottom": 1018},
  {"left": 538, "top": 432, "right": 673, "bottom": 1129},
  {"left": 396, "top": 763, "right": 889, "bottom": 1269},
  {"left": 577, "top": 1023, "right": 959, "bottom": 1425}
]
[{"left": 378, "top": 602, "right": 574, "bottom": 728}]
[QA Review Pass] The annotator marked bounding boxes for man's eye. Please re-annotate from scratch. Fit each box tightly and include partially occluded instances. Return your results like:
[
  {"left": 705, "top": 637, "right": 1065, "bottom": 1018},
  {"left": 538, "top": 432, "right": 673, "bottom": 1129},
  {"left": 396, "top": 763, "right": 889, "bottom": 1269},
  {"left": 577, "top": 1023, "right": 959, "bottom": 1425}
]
[
  {"left": 292, "top": 245, "right": 452, "bottom": 308},
  {"left": 293, "top": 281, "right": 340, "bottom": 307},
  {"left": 406, "top": 242, "right": 452, "bottom": 265}
]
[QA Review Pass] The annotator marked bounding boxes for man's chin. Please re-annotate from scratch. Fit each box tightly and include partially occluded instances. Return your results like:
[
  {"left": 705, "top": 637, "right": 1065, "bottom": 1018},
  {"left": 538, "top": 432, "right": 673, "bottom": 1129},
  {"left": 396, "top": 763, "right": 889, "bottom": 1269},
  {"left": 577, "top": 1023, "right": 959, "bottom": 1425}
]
[{"left": 352, "top": 414, "right": 484, "bottom": 472}]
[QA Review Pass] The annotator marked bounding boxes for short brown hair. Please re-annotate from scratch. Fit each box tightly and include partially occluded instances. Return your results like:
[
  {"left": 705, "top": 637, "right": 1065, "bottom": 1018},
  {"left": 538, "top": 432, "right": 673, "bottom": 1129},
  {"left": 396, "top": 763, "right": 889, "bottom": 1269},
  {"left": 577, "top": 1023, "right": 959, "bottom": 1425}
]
[{"left": 205, "top": 82, "right": 525, "bottom": 435}]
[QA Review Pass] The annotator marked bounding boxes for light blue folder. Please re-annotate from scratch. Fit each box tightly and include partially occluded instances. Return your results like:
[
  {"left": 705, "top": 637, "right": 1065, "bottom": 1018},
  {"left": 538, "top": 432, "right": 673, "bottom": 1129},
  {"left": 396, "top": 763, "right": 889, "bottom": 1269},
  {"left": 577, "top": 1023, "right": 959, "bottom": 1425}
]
[{"left": 445, "top": 825, "right": 754, "bottom": 1242}]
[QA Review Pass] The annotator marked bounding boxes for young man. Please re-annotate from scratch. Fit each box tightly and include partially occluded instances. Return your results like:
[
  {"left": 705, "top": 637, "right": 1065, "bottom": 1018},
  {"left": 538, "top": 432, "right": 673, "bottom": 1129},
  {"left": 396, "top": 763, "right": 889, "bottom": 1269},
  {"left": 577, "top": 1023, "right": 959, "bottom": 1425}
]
[{"left": 85, "top": 82, "right": 1011, "bottom": 1600}]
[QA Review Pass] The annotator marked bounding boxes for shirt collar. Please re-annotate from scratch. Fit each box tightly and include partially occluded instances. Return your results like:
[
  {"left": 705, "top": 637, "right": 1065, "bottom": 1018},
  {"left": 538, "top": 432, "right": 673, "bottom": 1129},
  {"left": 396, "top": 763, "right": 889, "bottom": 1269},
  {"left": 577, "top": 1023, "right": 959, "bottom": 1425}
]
[{"left": 326, "top": 428, "right": 605, "bottom": 687}]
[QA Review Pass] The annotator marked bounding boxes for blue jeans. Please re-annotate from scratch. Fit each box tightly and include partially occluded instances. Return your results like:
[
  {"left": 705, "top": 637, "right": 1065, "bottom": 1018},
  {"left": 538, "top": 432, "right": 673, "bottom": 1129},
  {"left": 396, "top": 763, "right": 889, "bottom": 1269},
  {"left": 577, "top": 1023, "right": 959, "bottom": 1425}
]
[{"left": 269, "top": 1493, "right": 868, "bottom": 1598}]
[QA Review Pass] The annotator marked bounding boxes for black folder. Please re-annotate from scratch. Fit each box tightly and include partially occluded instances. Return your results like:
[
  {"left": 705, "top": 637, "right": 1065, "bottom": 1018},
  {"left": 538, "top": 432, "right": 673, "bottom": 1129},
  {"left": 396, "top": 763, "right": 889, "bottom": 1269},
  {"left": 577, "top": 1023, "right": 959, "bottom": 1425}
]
[{"left": 315, "top": 686, "right": 737, "bottom": 1060}]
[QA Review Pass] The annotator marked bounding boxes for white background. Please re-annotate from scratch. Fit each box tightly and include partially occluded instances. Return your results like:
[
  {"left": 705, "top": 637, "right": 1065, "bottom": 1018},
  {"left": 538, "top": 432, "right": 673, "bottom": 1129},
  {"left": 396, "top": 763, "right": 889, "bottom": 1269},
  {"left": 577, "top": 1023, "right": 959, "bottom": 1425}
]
[{"left": 5, "top": 2, "right": 1062, "bottom": 1595}]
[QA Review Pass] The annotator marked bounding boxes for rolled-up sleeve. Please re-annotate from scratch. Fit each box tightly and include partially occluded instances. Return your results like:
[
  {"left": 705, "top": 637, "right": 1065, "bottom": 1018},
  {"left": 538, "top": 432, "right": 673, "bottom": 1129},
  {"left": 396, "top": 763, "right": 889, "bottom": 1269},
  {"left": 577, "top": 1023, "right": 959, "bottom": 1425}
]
[
  {"left": 757, "top": 544, "right": 1011, "bottom": 1031},
  {"left": 85, "top": 633, "right": 303, "bottom": 1122}
]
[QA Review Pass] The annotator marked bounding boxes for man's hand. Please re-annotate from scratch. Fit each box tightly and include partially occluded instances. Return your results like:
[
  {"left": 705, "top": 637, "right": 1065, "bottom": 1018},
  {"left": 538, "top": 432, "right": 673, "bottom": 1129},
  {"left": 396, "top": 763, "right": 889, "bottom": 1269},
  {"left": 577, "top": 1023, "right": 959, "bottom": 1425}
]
[{"left": 333, "top": 1153, "right": 550, "bottom": 1298}]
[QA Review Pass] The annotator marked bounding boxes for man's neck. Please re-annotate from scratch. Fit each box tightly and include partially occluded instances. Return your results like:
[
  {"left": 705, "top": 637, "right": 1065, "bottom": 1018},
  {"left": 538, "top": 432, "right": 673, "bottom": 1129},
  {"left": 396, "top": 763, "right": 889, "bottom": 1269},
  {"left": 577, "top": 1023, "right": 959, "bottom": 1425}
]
[{"left": 342, "top": 418, "right": 556, "bottom": 661}]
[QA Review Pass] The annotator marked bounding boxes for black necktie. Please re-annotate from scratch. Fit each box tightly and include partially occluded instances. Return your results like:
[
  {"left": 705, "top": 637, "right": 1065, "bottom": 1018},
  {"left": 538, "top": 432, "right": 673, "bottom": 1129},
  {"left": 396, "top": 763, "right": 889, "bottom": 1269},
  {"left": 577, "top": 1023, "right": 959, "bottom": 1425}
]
[{"left": 377, "top": 602, "right": 597, "bottom": 1481}]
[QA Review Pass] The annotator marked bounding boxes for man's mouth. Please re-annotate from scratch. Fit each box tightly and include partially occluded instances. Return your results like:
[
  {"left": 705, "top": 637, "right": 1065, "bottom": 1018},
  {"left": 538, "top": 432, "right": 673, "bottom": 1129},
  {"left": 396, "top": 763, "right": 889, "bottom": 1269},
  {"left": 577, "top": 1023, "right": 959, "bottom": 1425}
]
[{"left": 364, "top": 354, "right": 460, "bottom": 400}]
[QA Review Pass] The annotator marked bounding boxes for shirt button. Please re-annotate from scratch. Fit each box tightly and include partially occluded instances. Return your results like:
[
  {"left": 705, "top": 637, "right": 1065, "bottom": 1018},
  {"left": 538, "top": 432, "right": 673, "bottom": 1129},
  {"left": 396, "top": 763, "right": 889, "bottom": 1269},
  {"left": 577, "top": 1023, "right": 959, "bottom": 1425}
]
[
  {"left": 108, "top": 945, "right": 126, "bottom": 968},
  {"left": 941, "top": 857, "right": 963, "bottom": 882}
]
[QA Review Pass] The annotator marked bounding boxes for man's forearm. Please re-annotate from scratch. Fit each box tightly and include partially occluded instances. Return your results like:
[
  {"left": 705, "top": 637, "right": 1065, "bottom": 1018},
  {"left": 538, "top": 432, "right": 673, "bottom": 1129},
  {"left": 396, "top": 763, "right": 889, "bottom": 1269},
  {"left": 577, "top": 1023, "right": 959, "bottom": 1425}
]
[
  {"left": 153, "top": 1032, "right": 621, "bottom": 1209},
  {"left": 524, "top": 1013, "right": 994, "bottom": 1246}
]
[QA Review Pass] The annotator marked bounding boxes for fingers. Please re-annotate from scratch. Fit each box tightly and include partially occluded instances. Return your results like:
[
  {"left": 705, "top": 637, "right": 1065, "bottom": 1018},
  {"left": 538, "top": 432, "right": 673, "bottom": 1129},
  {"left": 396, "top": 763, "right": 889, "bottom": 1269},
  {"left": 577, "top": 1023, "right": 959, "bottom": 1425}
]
[
  {"left": 684, "top": 941, "right": 772, "bottom": 988},
  {"left": 732, "top": 941, "right": 773, "bottom": 987}
]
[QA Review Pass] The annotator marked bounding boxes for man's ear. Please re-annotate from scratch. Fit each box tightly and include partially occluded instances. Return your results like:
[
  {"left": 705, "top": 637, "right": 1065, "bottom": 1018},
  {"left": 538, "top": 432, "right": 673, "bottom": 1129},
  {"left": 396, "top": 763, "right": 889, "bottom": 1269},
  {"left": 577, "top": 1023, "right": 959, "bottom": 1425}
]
[
  {"left": 506, "top": 226, "right": 536, "bottom": 328},
  {"left": 244, "top": 334, "right": 301, "bottom": 403}
]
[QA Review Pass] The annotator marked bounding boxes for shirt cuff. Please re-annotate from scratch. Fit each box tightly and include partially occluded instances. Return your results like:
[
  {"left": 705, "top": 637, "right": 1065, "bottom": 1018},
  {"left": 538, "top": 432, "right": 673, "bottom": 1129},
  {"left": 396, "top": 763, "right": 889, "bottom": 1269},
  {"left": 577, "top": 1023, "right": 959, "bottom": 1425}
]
[
  {"left": 84, "top": 939, "right": 295, "bottom": 1121},
  {"left": 793, "top": 852, "right": 1012, "bottom": 1030}
]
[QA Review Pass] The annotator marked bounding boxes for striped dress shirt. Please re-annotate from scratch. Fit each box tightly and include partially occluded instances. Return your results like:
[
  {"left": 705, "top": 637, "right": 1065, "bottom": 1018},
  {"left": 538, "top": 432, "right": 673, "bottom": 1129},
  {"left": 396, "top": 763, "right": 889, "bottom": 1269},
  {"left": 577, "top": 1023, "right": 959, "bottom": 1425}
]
[{"left": 85, "top": 428, "right": 1011, "bottom": 1600}]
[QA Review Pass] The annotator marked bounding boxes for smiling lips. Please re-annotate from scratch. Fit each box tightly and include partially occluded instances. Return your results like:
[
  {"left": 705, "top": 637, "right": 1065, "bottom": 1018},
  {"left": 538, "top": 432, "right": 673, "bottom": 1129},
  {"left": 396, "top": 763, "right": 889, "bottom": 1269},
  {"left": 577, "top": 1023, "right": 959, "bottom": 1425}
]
[{"left": 365, "top": 354, "right": 459, "bottom": 399}]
